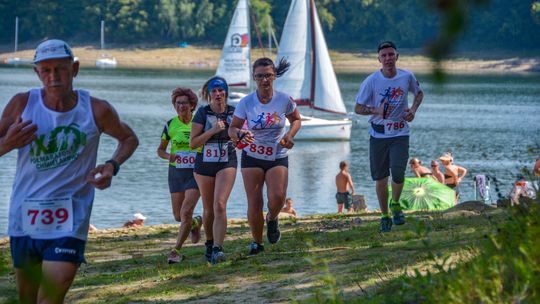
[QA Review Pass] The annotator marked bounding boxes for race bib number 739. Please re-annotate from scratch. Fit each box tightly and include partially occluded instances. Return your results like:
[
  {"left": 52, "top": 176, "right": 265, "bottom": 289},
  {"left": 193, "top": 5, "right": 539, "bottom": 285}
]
[{"left": 22, "top": 197, "right": 73, "bottom": 234}]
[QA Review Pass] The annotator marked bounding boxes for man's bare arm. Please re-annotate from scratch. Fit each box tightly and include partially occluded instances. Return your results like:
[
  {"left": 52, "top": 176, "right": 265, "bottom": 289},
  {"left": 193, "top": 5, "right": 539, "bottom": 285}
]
[
  {"left": 0, "top": 92, "right": 37, "bottom": 157},
  {"left": 88, "top": 98, "right": 139, "bottom": 189}
]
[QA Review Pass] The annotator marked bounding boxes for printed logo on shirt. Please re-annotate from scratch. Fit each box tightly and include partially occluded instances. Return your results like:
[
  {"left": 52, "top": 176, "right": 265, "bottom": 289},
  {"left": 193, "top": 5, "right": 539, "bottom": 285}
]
[
  {"left": 250, "top": 111, "right": 283, "bottom": 130},
  {"left": 380, "top": 86, "right": 405, "bottom": 117},
  {"left": 29, "top": 123, "right": 87, "bottom": 171}
]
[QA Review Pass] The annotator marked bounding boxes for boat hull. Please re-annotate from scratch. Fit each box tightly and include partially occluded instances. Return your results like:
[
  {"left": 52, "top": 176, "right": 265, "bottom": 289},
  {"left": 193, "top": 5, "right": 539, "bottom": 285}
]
[
  {"left": 3, "top": 57, "right": 32, "bottom": 65},
  {"left": 96, "top": 58, "right": 117, "bottom": 68},
  {"left": 291, "top": 116, "right": 352, "bottom": 141}
]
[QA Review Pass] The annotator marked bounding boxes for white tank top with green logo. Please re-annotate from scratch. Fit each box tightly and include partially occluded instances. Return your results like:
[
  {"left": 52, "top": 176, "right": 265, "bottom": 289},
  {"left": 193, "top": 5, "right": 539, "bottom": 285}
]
[{"left": 8, "top": 88, "right": 100, "bottom": 240}]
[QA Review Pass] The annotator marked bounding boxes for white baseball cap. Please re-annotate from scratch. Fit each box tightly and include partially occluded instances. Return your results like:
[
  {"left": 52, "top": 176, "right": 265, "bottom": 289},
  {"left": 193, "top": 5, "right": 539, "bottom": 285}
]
[
  {"left": 133, "top": 213, "right": 147, "bottom": 220},
  {"left": 33, "top": 39, "right": 74, "bottom": 64}
]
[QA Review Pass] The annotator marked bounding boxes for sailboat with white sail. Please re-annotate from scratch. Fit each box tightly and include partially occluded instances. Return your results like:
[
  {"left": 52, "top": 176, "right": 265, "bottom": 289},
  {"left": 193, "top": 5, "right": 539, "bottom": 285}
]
[
  {"left": 4, "top": 17, "right": 32, "bottom": 65},
  {"left": 95, "top": 20, "right": 117, "bottom": 68},
  {"left": 274, "top": 0, "right": 352, "bottom": 141},
  {"left": 216, "top": 0, "right": 251, "bottom": 104}
]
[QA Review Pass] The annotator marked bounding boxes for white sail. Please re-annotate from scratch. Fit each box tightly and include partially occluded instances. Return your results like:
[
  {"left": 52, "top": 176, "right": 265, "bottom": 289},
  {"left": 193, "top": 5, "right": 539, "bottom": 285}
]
[
  {"left": 216, "top": 0, "right": 251, "bottom": 87},
  {"left": 274, "top": 0, "right": 346, "bottom": 114},
  {"left": 311, "top": 1, "right": 346, "bottom": 114},
  {"left": 274, "top": 0, "right": 311, "bottom": 101}
]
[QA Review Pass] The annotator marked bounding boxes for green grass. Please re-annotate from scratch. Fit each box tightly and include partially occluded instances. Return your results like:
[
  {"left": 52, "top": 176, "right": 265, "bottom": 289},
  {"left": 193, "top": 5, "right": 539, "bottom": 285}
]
[{"left": 0, "top": 209, "right": 514, "bottom": 303}]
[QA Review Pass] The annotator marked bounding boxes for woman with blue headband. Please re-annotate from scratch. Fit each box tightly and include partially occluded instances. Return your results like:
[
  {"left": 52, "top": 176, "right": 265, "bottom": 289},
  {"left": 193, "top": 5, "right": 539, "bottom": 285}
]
[
  {"left": 190, "top": 76, "right": 237, "bottom": 264},
  {"left": 228, "top": 57, "right": 301, "bottom": 255}
]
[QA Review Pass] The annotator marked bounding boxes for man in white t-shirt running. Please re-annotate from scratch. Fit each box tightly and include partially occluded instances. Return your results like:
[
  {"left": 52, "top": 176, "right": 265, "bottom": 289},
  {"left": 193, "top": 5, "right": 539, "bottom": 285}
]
[
  {"left": 0, "top": 39, "right": 139, "bottom": 303},
  {"left": 354, "top": 41, "right": 424, "bottom": 232}
]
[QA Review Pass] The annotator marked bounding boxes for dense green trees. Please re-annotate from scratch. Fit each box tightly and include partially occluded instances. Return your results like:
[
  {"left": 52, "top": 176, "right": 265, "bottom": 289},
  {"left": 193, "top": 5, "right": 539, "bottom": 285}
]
[{"left": 1, "top": 0, "right": 538, "bottom": 51}]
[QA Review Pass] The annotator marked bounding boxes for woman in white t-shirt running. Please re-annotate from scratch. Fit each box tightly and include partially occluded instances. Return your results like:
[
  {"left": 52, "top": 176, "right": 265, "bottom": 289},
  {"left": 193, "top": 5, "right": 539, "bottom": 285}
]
[{"left": 229, "top": 57, "right": 301, "bottom": 255}]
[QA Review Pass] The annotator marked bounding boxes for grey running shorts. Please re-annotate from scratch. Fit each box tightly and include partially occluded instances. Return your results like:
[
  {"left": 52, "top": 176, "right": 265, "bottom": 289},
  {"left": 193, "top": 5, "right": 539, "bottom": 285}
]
[
  {"left": 168, "top": 166, "right": 198, "bottom": 193},
  {"left": 369, "top": 135, "right": 409, "bottom": 183}
]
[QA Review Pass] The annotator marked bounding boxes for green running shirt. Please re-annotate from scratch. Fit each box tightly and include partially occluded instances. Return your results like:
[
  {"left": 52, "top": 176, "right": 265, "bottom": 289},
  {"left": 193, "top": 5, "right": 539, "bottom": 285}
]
[{"left": 161, "top": 116, "right": 201, "bottom": 167}]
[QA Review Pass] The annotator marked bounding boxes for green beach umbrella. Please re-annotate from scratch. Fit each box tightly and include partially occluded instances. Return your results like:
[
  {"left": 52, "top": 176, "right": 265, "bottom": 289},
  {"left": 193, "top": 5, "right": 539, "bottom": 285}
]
[{"left": 389, "top": 177, "right": 455, "bottom": 211}]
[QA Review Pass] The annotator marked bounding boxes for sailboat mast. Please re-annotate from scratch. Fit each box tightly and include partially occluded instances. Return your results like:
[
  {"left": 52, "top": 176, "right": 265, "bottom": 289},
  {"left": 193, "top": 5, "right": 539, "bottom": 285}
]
[
  {"left": 309, "top": 0, "right": 317, "bottom": 103},
  {"left": 267, "top": 15, "right": 272, "bottom": 52},
  {"left": 100, "top": 20, "right": 105, "bottom": 50},
  {"left": 14, "top": 17, "right": 18, "bottom": 53}
]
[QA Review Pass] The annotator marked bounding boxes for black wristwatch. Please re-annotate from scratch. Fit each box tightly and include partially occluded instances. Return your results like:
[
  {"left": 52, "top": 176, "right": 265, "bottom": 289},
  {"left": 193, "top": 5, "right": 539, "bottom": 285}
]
[{"left": 105, "top": 159, "right": 120, "bottom": 176}]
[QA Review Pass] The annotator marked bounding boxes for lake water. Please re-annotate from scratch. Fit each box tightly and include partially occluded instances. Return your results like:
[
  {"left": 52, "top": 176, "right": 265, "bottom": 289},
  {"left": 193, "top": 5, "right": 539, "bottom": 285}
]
[{"left": 0, "top": 67, "right": 539, "bottom": 233}]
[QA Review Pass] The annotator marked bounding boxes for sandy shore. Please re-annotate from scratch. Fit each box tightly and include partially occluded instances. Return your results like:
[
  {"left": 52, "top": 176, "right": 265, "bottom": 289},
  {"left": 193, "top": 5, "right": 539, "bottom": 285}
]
[{"left": 2, "top": 46, "right": 539, "bottom": 74}]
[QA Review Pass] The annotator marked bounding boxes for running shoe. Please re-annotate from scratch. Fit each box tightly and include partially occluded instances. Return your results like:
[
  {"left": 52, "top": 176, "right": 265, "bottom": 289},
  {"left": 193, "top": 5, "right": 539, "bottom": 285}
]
[
  {"left": 211, "top": 246, "right": 227, "bottom": 264},
  {"left": 167, "top": 248, "right": 184, "bottom": 264},
  {"left": 248, "top": 242, "right": 265, "bottom": 256},
  {"left": 190, "top": 215, "right": 202, "bottom": 244},
  {"left": 380, "top": 217, "right": 393, "bottom": 233},
  {"left": 392, "top": 209, "right": 406, "bottom": 225},
  {"left": 266, "top": 213, "right": 281, "bottom": 244},
  {"left": 204, "top": 240, "right": 213, "bottom": 262}
]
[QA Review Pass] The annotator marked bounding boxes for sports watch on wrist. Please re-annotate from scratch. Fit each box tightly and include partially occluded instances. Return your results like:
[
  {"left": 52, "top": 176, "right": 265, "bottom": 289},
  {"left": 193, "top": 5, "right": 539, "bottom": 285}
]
[{"left": 105, "top": 159, "right": 120, "bottom": 176}]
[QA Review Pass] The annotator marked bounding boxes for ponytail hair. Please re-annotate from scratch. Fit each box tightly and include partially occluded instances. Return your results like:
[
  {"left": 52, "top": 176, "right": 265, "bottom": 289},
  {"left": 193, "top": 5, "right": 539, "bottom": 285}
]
[{"left": 252, "top": 57, "right": 290, "bottom": 78}]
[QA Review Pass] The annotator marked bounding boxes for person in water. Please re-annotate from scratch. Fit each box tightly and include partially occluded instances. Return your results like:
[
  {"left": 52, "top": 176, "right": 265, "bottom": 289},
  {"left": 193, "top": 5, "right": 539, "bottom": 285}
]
[
  {"left": 439, "top": 152, "right": 467, "bottom": 201},
  {"left": 409, "top": 158, "right": 432, "bottom": 178},
  {"left": 280, "top": 198, "right": 297, "bottom": 218},
  {"left": 430, "top": 160, "right": 446, "bottom": 184}
]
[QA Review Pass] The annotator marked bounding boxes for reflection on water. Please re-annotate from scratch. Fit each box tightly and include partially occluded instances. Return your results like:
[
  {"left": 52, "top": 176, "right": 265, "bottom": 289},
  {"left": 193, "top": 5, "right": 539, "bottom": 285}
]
[{"left": 1, "top": 67, "right": 539, "bottom": 232}]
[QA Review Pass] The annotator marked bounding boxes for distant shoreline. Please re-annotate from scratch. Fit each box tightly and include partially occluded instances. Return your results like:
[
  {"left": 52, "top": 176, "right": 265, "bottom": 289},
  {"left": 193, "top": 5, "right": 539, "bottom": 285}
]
[{"left": 1, "top": 46, "right": 539, "bottom": 74}]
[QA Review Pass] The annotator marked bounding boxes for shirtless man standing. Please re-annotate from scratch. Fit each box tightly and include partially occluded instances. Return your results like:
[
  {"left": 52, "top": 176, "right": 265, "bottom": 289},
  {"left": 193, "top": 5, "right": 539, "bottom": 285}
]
[{"left": 335, "top": 161, "right": 356, "bottom": 213}]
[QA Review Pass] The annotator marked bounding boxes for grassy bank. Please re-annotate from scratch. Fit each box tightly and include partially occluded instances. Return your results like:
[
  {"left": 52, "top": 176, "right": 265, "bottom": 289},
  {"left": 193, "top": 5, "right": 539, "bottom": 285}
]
[
  {"left": 1, "top": 46, "right": 539, "bottom": 74},
  {"left": 0, "top": 204, "right": 513, "bottom": 303}
]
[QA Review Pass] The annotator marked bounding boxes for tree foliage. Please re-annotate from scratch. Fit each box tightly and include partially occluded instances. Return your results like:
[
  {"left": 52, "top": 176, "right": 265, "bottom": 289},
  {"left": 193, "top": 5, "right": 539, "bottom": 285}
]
[{"left": 1, "top": 0, "right": 538, "bottom": 51}]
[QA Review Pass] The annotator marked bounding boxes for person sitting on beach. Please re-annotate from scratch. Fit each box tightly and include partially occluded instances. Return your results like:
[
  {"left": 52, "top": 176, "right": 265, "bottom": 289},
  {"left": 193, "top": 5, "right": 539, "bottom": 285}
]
[
  {"left": 280, "top": 198, "right": 297, "bottom": 218},
  {"left": 510, "top": 175, "right": 536, "bottom": 206},
  {"left": 439, "top": 152, "right": 467, "bottom": 200},
  {"left": 335, "top": 161, "right": 356, "bottom": 213},
  {"left": 89, "top": 224, "right": 98, "bottom": 232},
  {"left": 409, "top": 158, "right": 432, "bottom": 178},
  {"left": 430, "top": 160, "right": 445, "bottom": 184},
  {"left": 123, "top": 213, "right": 146, "bottom": 228},
  {"left": 534, "top": 157, "right": 540, "bottom": 177}
]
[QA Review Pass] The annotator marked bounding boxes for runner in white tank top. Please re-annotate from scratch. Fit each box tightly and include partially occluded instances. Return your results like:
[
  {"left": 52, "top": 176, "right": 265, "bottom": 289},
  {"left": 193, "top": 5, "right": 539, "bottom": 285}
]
[{"left": 0, "top": 39, "right": 139, "bottom": 303}]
